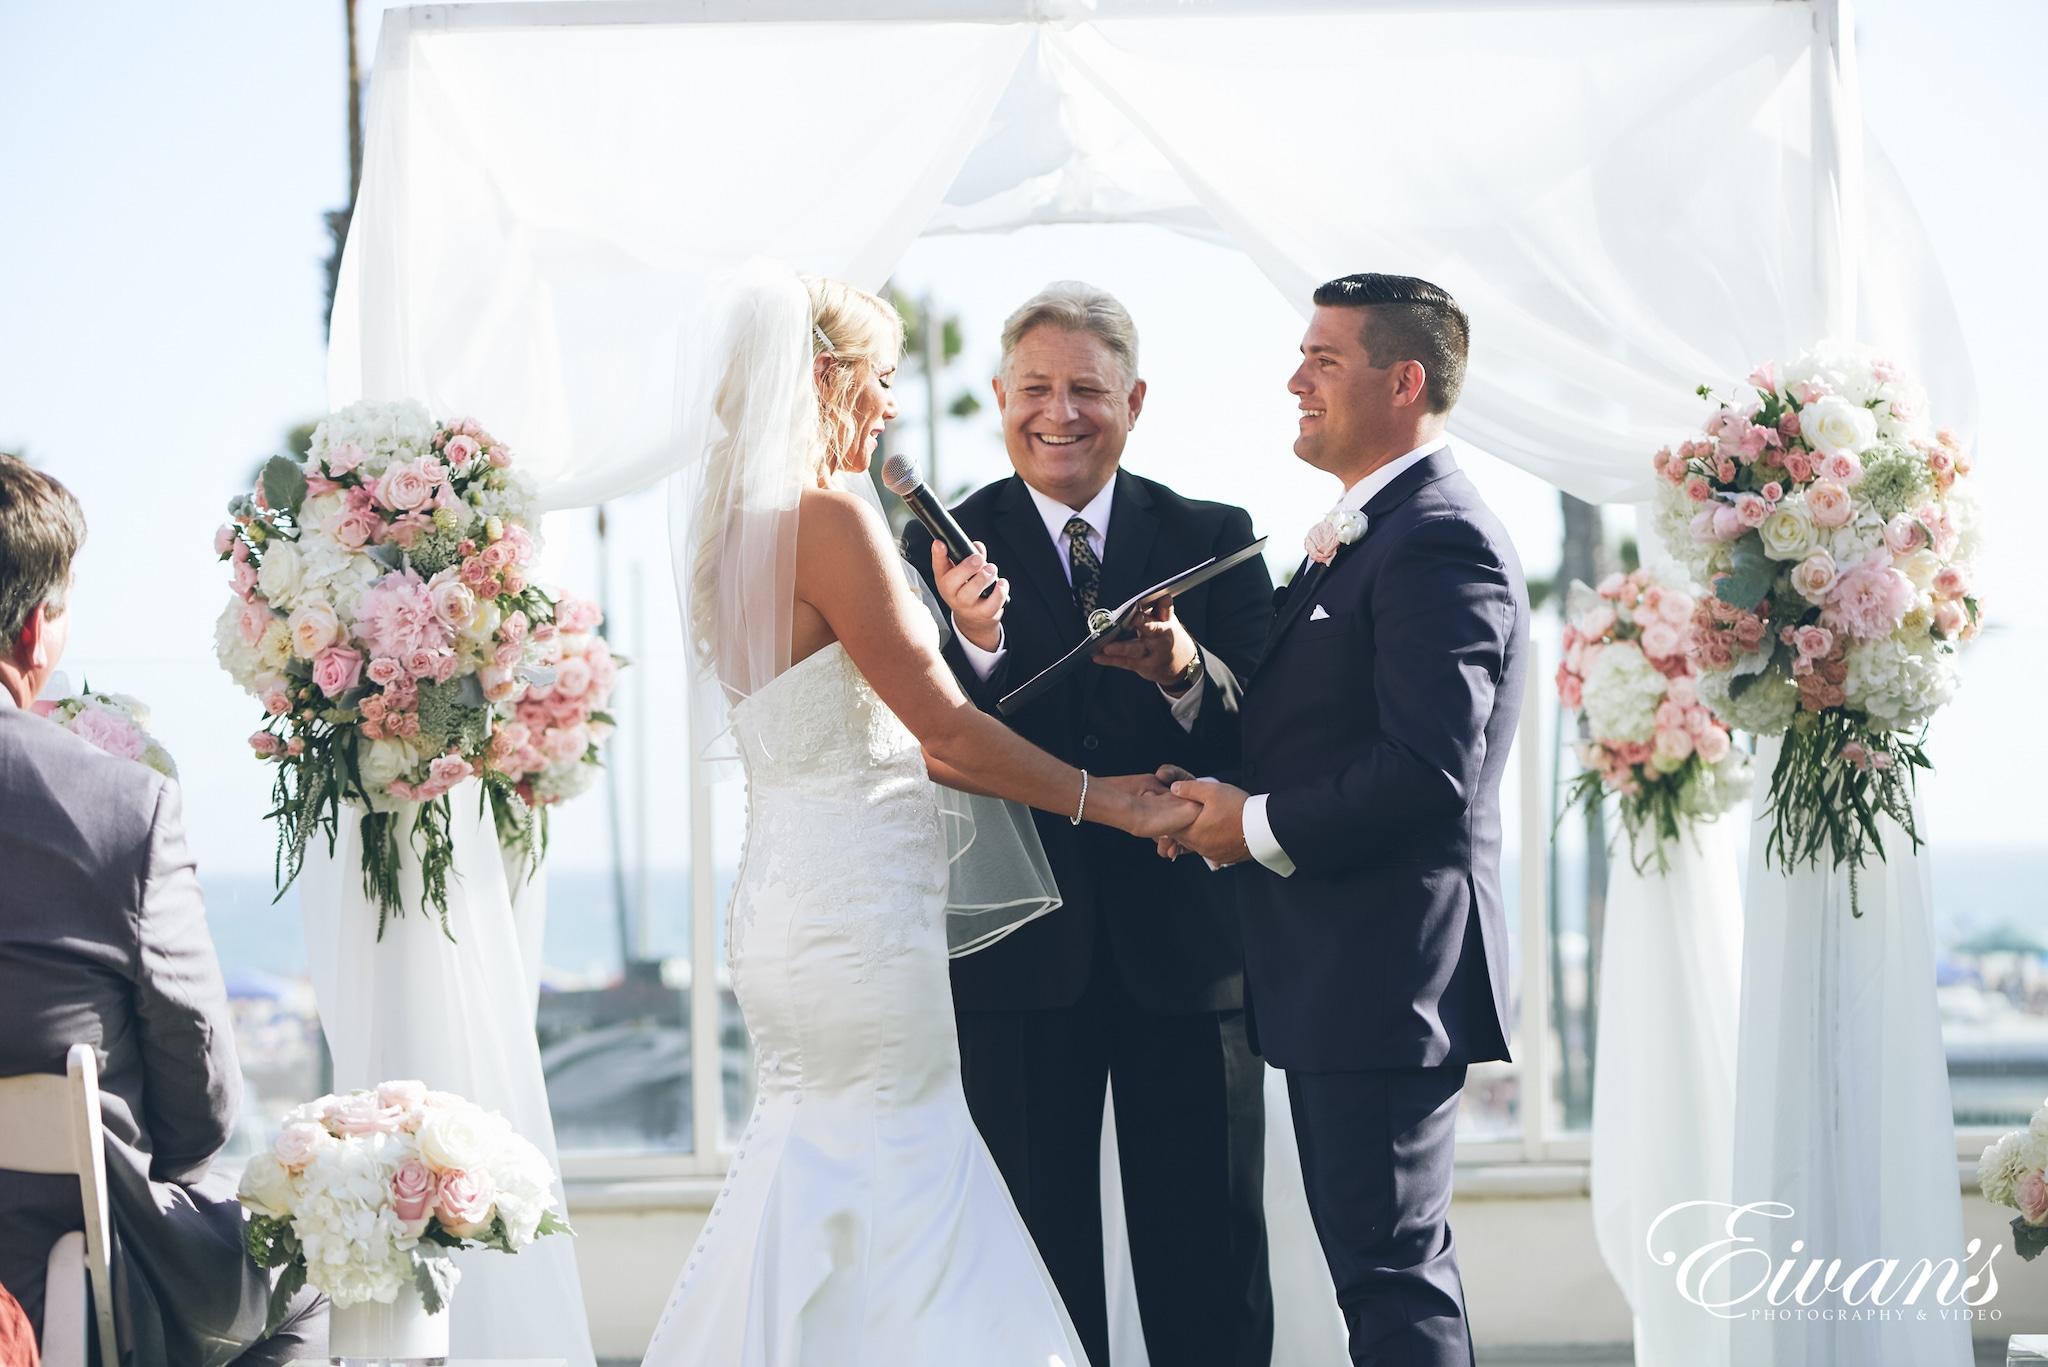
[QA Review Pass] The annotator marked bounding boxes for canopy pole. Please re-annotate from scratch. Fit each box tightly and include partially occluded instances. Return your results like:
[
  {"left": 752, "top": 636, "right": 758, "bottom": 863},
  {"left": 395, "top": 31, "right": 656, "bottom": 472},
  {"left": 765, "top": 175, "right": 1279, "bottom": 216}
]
[{"left": 1811, "top": 0, "right": 1864, "bottom": 343}]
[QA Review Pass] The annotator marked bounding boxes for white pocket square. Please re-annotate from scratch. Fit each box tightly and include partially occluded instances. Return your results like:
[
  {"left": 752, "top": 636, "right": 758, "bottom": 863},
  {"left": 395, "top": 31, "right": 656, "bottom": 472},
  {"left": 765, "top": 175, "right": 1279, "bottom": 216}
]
[{"left": 1309, "top": 604, "right": 1331, "bottom": 621}]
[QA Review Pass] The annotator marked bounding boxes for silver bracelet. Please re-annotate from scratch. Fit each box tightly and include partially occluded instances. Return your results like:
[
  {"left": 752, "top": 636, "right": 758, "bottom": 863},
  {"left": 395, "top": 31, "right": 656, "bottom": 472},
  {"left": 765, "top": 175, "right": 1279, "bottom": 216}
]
[{"left": 1072, "top": 769, "right": 1090, "bottom": 826}]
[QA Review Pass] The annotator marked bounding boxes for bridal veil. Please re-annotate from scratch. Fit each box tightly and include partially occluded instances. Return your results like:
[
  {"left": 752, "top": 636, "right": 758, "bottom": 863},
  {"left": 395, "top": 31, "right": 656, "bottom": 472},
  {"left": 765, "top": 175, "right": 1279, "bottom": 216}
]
[{"left": 668, "top": 258, "right": 1059, "bottom": 955}]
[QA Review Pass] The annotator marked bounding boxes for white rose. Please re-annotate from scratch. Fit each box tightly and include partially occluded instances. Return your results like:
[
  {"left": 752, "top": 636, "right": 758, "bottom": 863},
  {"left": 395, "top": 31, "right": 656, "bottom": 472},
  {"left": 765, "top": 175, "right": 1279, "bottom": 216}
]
[
  {"left": 256, "top": 619, "right": 296, "bottom": 672},
  {"left": 301, "top": 490, "right": 344, "bottom": 535},
  {"left": 256, "top": 541, "right": 306, "bottom": 608},
  {"left": 416, "top": 1103, "right": 498, "bottom": 1173},
  {"left": 1894, "top": 548, "right": 1940, "bottom": 591},
  {"left": 237, "top": 1150, "right": 298, "bottom": 1217},
  {"left": 358, "top": 735, "right": 416, "bottom": 796},
  {"left": 215, "top": 599, "right": 262, "bottom": 689},
  {"left": 1757, "top": 503, "right": 1817, "bottom": 561},
  {"left": 1799, "top": 394, "right": 1878, "bottom": 459}
]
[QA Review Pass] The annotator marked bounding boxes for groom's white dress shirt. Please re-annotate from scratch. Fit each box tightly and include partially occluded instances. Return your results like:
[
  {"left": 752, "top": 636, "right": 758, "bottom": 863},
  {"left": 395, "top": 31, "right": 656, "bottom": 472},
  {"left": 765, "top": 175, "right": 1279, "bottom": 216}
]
[
  {"left": 956, "top": 476, "right": 1203, "bottom": 731},
  {"left": 1241, "top": 441, "right": 1445, "bottom": 877}
]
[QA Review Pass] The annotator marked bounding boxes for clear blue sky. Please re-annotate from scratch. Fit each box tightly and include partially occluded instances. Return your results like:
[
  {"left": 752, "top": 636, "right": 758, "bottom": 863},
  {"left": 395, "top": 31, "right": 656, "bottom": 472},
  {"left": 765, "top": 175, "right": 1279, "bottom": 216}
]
[{"left": 1, "top": 0, "right": 2043, "bottom": 897}]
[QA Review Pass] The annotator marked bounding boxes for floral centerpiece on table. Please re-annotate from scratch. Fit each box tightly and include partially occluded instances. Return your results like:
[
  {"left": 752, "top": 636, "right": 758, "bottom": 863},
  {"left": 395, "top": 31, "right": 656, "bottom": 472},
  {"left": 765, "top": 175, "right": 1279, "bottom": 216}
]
[
  {"left": 1978, "top": 1096, "right": 2048, "bottom": 1262},
  {"left": 1555, "top": 568, "right": 1750, "bottom": 869},
  {"left": 31, "top": 682, "right": 177, "bottom": 778},
  {"left": 237, "top": 1081, "right": 571, "bottom": 1324},
  {"left": 213, "top": 401, "right": 619, "bottom": 935},
  {"left": 1650, "top": 346, "right": 1981, "bottom": 890}
]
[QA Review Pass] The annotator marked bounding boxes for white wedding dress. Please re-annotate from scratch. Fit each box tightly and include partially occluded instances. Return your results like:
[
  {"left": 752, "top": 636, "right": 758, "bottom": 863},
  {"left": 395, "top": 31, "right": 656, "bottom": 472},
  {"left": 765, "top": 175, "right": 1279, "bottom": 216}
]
[{"left": 641, "top": 637, "right": 1089, "bottom": 1367}]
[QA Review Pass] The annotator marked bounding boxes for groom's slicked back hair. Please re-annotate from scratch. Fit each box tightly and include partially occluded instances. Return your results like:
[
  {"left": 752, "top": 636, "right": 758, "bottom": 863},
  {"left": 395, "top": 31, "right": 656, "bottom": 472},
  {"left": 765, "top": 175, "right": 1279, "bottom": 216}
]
[
  {"left": 0, "top": 454, "right": 85, "bottom": 643},
  {"left": 1000, "top": 281, "right": 1139, "bottom": 389},
  {"left": 1313, "top": 273, "right": 1469, "bottom": 414}
]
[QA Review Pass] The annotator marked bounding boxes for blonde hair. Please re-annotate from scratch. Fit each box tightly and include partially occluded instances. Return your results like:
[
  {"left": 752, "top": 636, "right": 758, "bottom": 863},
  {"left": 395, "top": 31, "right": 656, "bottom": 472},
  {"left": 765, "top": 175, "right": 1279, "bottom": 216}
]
[
  {"left": 998, "top": 280, "right": 1139, "bottom": 389},
  {"left": 803, "top": 275, "right": 903, "bottom": 475}
]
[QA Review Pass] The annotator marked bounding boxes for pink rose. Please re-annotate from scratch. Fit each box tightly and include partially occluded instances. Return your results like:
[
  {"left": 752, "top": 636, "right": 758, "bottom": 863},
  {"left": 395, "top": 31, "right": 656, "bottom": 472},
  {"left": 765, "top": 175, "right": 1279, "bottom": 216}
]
[
  {"left": 215, "top": 525, "right": 237, "bottom": 557},
  {"left": 2017, "top": 1170, "right": 2048, "bottom": 1227},
  {"left": 1556, "top": 670, "right": 1583, "bottom": 710},
  {"left": 311, "top": 645, "right": 363, "bottom": 699},
  {"left": 1683, "top": 705, "right": 1716, "bottom": 737},
  {"left": 1882, "top": 514, "right": 1927, "bottom": 555},
  {"left": 428, "top": 570, "right": 477, "bottom": 630},
  {"left": 429, "top": 753, "right": 471, "bottom": 787},
  {"left": 554, "top": 596, "right": 603, "bottom": 634},
  {"left": 1933, "top": 599, "right": 1967, "bottom": 637},
  {"left": 288, "top": 600, "right": 341, "bottom": 659},
  {"left": 1702, "top": 637, "right": 1735, "bottom": 671},
  {"left": 1576, "top": 605, "right": 1616, "bottom": 640},
  {"left": 1784, "top": 452, "right": 1814, "bottom": 484},
  {"left": 1653, "top": 727, "right": 1694, "bottom": 763},
  {"left": 250, "top": 731, "right": 283, "bottom": 756},
  {"left": 1655, "top": 700, "right": 1686, "bottom": 731},
  {"left": 1821, "top": 452, "right": 1863, "bottom": 484},
  {"left": 541, "top": 723, "right": 590, "bottom": 764},
  {"left": 1805, "top": 481, "right": 1853, "bottom": 527},
  {"left": 1688, "top": 509, "right": 1720, "bottom": 543},
  {"left": 373, "top": 457, "right": 435, "bottom": 512},
  {"left": 1711, "top": 505, "right": 1743, "bottom": 540},
  {"left": 1684, "top": 476, "right": 1712, "bottom": 503},
  {"left": 1639, "top": 621, "right": 1682, "bottom": 659},
  {"left": 230, "top": 561, "right": 259, "bottom": 599},
  {"left": 239, "top": 598, "right": 273, "bottom": 646},
  {"left": 1735, "top": 494, "right": 1770, "bottom": 528},
  {"left": 487, "top": 445, "right": 512, "bottom": 468},
  {"left": 326, "top": 442, "right": 365, "bottom": 475},
  {"left": 435, "top": 1169, "right": 497, "bottom": 1237},
  {"left": 554, "top": 656, "right": 593, "bottom": 701},
  {"left": 1791, "top": 552, "right": 1839, "bottom": 602},
  {"left": 367, "top": 657, "right": 404, "bottom": 686},
  {"left": 1761, "top": 482, "right": 1783, "bottom": 503},
  {"left": 328, "top": 1093, "right": 402, "bottom": 1136},
  {"left": 1665, "top": 674, "right": 1698, "bottom": 707},
  {"left": 392, "top": 1157, "right": 437, "bottom": 1229},
  {"left": 1932, "top": 564, "right": 1970, "bottom": 600},
  {"left": 1695, "top": 726, "right": 1732, "bottom": 763},
  {"left": 376, "top": 1079, "right": 428, "bottom": 1111},
  {"left": 478, "top": 665, "right": 525, "bottom": 704},
  {"left": 1793, "top": 625, "right": 1835, "bottom": 658},
  {"left": 404, "top": 647, "right": 441, "bottom": 680},
  {"left": 1731, "top": 616, "right": 1766, "bottom": 650},
  {"left": 444, "top": 434, "right": 480, "bottom": 466},
  {"left": 273, "top": 1121, "right": 329, "bottom": 1170},
  {"left": 1716, "top": 458, "right": 1737, "bottom": 482}
]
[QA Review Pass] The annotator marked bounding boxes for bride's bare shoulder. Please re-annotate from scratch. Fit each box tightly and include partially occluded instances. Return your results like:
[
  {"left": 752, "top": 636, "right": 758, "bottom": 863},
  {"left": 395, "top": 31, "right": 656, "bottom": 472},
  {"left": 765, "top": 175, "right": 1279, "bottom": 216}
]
[{"left": 797, "top": 484, "right": 891, "bottom": 562}]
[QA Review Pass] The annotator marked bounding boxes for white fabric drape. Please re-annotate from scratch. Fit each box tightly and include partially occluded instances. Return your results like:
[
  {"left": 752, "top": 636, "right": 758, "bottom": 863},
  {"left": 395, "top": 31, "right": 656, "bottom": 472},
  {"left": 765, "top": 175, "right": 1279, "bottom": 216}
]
[
  {"left": 1728, "top": 742, "right": 1970, "bottom": 1367},
  {"left": 301, "top": 787, "right": 595, "bottom": 1367},
  {"left": 1590, "top": 822, "right": 1743, "bottom": 1367},
  {"left": 330, "top": 1, "right": 1973, "bottom": 512}
]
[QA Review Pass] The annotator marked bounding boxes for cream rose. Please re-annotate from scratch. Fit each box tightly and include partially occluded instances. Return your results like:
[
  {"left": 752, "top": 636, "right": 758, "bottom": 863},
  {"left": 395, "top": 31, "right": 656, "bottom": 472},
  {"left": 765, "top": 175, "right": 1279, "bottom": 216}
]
[
  {"left": 1805, "top": 481, "right": 1854, "bottom": 528},
  {"left": 1757, "top": 505, "right": 1817, "bottom": 561},
  {"left": 287, "top": 599, "right": 341, "bottom": 659},
  {"left": 1790, "top": 551, "right": 1839, "bottom": 602},
  {"left": 1799, "top": 393, "right": 1878, "bottom": 459},
  {"left": 237, "top": 1150, "right": 297, "bottom": 1217},
  {"left": 358, "top": 734, "right": 417, "bottom": 795},
  {"left": 272, "top": 1120, "right": 331, "bottom": 1171},
  {"left": 417, "top": 1104, "right": 497, "bottom": 1173},
  {"left": 255, "top": 541, "right": 306, "bottom": 607}
]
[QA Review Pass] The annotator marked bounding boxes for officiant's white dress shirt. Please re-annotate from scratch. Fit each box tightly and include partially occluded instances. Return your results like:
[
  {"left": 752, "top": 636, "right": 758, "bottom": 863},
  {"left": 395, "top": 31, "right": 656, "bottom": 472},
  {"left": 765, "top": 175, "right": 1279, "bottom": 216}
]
[
  {"left": 1241, "top": 441, "right": 1445, "bottom": 877},
  {"left": 955, "top": 477, "right": 1203, "bottom": 730}
]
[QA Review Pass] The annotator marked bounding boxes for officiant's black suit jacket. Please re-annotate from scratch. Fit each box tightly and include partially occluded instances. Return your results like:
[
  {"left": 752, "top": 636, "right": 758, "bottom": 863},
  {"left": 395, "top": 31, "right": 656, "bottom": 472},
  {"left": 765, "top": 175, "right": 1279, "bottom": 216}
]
[
  {"left": 1236, "top": 447, "right": 1523, "bottom": 1069},
  {"left": 904, "top": 469, "right": 1272, "bottom": 1014}
]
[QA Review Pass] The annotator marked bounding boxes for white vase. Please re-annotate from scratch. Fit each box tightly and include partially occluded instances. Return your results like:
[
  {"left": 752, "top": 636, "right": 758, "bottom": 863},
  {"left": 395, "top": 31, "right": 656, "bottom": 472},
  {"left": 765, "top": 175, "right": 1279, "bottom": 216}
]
[{"left": 328, "top": 1282, "right": 451, "bottom": 1363}]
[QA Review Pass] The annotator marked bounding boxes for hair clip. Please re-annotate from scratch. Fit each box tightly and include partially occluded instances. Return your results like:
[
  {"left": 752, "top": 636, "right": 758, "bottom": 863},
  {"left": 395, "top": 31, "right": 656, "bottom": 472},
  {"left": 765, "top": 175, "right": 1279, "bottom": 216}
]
[{"left": 812, "top": 322, "right": 834, "bottom": 355}]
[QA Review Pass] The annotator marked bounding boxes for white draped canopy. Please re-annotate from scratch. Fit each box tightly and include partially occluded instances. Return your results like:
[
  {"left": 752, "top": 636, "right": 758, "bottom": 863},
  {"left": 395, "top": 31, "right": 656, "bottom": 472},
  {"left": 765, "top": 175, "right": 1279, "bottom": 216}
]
[{"left": 329, "top": 0, "right": 1972, "bottom": 512}]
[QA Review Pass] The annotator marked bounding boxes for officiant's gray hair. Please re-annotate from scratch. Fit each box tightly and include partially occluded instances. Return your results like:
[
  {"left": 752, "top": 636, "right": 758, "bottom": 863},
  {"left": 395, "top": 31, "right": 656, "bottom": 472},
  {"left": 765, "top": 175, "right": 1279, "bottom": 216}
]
[
  {"left": 999, "top": 281, "right": 1139, "bottom": 390},
  {"left": 0, "top": 454, "right": 85, "bottom": 642}
]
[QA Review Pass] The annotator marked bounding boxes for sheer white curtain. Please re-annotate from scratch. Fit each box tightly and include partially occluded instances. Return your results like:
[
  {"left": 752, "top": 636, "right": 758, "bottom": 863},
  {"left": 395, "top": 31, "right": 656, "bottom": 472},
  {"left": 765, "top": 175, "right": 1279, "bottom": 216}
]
[{"left": 323, "top": 5, "right": 1978, "bottom": 1362}]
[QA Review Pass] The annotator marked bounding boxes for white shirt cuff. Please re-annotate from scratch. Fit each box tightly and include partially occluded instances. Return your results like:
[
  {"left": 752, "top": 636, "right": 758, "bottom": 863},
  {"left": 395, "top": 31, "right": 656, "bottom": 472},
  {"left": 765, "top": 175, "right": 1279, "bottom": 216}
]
[
  {"left": 956, "top": 625, "right": 1005, "bottom": 682},
  {"left": 1160, "top": 670, "right": 1203, "bottom": 733},
  {"left": 1242, "top": 793, "right": 1296, "bottom": 877}
]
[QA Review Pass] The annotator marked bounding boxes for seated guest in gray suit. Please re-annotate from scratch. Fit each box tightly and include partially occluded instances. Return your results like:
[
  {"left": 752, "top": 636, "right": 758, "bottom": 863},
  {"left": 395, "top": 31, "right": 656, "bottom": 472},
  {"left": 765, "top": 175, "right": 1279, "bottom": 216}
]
[{"left": 0, "top": 455, "right": 323, "bottom": 1364}]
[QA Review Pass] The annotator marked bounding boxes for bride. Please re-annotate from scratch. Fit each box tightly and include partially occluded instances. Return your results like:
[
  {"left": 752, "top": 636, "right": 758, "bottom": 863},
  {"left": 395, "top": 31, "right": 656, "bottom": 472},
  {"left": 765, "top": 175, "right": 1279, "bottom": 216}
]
[{"left": 640, "top": 264, "right": 1191, "bottom": 1367}]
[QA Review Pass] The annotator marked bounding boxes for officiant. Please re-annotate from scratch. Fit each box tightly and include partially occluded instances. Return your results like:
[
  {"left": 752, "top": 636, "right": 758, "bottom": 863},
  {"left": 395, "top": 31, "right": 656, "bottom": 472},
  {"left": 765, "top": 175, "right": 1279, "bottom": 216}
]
[{"left": 904, "top": 282, "right": 1274, "bottom": 1367}]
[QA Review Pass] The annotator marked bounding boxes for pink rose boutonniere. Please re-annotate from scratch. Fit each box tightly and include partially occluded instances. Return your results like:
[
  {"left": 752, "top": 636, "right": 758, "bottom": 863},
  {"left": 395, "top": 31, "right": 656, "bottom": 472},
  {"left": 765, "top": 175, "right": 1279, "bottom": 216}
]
[{"left": 1304, "top": 508, "right": 1368, "bottom": 565}]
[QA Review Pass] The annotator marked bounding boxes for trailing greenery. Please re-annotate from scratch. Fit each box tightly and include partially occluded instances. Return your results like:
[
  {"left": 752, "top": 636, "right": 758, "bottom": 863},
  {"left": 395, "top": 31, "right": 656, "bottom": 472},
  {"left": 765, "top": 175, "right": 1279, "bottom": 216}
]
[{"left": 1763, "top": 710, "right": 1931, "bottom": 914}]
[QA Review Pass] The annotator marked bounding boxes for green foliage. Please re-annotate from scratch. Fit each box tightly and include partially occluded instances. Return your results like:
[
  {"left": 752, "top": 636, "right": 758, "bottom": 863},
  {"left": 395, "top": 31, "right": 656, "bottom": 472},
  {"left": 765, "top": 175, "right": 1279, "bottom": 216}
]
[
  {"left": 1763, "top": 713, "right": 1931, "bottom": 912},
  {"left": 416, "top": 678, "right": 491, "bottom": 755},
  {"left": 1856, "top": 443, "right": 1934, "bottom": 522},
  {"left": 246, "top": 1215, "right": 305, "bottom": 1334},
  {"left": 947, "top": 389, "right": 982, "bottom": 419},
  {"left": 1560, "top": 754, "right": 1718, "bottom": 876},
  {"left": 1714, "top": 534, "right": 1775, "bottom": 612},
  {"left": 286, "top": 421, "right": 320, "bottom": 460},
  {"left": 537, "top": 1208, "right": 576, "bottom": 1238},
  {"left": 259, "top": 456, "right": 308, "bottom": 520},
  {"left": 2013, "top": 1215, "right": 2048, "bottom": 1262},
  {"left": 407, "top": 528, "right": 468, "bottom": 578},
  {"left": 413, "top": 1247, "right": 461, "bottom": 1314}
]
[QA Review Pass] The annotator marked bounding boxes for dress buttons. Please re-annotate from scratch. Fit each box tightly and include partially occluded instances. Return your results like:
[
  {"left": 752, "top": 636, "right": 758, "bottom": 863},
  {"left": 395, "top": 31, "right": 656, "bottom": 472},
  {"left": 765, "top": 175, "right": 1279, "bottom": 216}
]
[{"left": 1082, "top": 735, "right": 1099, "bottom": 751}]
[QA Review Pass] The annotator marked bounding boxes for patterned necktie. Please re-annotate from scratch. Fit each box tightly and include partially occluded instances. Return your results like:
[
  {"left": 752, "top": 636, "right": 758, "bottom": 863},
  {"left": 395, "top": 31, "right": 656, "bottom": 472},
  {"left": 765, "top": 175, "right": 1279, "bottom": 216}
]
[{"left": 1064, "top": 515, "right": 1102, "bottom": 615}]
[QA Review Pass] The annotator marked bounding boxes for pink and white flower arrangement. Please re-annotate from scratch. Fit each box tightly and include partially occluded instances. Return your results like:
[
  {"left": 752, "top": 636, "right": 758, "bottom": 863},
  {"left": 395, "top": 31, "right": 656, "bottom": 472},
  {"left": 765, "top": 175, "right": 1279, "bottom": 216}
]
[
  {"left": 1555, "top": 569, "right": 1749, "bottom": 867},
  {"left": 1650, "top": 347, "right": 1981, "bottom": 887},
  {"left": 238, "top": 1081, "right": 570, "bottom": 1316},
  {"left": 1978, "top": 1096, "right": 2048, "bottom": 1262},
  {"left": 487, "top": 593, "right": 619, "bottom": 810},
  {"left": 31, "top": 682, "right": 177, "bottom": 778},
  {"left": 213, "top": 401, "right": 621, "bottom": 935}
]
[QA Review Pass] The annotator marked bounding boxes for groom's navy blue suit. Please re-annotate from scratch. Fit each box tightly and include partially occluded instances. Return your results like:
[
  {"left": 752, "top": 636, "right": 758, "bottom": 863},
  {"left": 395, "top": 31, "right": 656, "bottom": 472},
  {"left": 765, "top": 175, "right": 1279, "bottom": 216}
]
[{"left": 1234, "top": 446, "right": 1524, "bottom": 1366}]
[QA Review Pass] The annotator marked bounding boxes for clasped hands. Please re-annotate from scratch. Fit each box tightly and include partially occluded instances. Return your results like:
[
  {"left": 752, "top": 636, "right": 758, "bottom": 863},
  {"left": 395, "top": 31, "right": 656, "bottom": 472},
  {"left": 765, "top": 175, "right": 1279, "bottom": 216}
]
[{"left": 1093, "top": 768, "right": 1253, "bottom": 866}]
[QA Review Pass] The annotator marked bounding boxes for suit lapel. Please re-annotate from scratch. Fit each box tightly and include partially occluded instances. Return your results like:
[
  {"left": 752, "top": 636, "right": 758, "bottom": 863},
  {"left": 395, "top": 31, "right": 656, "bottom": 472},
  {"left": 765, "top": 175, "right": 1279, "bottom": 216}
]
[
  {"left": 1253, "top": 448, "right": 1460, "bottom": 678},
  {"left": 1080, "top": 471, "right": 1157, "bottom": 717}
]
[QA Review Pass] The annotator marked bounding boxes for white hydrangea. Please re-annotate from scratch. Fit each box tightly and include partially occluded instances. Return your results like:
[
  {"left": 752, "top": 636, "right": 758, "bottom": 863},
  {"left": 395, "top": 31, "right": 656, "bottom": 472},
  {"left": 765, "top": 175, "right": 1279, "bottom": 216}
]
[
  {"left": 1842, "top": 633, "right": 1957, "bottom": 728},
  {"left": 295, "top": 527, "right": 383, "bottom": 619},
  {"left": 1698, "top": 665, "right": 1800, "bottom": 738},
  {"left": 215, "top": 600, "right": 262, "bottom": 692},
  {"left": 290, "top": 1131, "right": 416, "bottom": 1307},
  {"left": 310, "top": 399, "right": 435, "bottom": 478},
  {"left": 488, "top": 1130, "right": 561, "bottom": 1249},
  {"left": 1579, "top": 642, "right": 1667, "bottom": 744},
  {"left": 532, "top": 759, "right": 599, "bottom": 805},
  {"left": 1820, "top": 510, "right": 1886, "bottom": 566},
  {"left": 465, "top": 464, "right": 542, "bottom": 527}
]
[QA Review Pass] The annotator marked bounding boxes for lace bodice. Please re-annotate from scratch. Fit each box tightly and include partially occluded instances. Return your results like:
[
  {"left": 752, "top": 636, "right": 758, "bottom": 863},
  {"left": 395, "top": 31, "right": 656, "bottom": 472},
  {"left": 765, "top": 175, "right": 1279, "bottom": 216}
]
[{"left": 725, "top": 641, "right": 945, "bottom": 975}]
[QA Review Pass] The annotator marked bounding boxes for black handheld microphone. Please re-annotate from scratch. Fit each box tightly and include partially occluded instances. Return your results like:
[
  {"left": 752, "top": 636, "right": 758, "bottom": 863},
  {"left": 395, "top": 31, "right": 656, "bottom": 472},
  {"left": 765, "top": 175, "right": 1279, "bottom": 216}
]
[{"left": 882, "top": 452, "right": 996, "bottom": 600}]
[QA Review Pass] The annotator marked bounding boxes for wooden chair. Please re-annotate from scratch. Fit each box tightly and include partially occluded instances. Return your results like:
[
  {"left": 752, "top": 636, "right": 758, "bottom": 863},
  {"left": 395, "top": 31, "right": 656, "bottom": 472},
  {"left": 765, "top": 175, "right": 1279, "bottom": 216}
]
[{"left": 0, "top": 1045, "right": 118, "bottom": 1367}]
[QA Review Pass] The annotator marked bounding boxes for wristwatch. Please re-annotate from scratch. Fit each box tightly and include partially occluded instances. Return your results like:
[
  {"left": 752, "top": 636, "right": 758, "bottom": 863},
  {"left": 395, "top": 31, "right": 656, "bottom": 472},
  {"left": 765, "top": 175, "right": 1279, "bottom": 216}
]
[{"left": 1163, "top": 650, "right": 1204, "bottom": 696}]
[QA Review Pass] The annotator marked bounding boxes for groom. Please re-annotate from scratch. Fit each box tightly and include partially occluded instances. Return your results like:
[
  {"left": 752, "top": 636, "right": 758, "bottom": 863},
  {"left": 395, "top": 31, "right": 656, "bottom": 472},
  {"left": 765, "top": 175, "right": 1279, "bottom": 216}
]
[{"left": 1166, "top": 275, "right": 1526, "bottom": 1366}]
